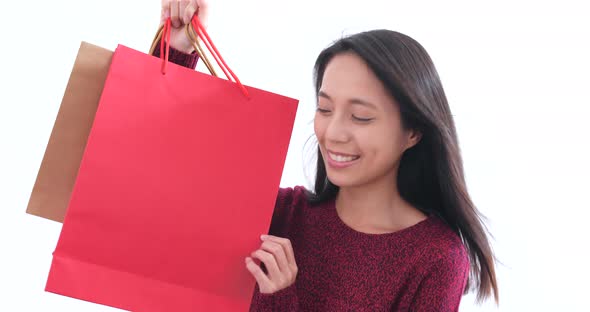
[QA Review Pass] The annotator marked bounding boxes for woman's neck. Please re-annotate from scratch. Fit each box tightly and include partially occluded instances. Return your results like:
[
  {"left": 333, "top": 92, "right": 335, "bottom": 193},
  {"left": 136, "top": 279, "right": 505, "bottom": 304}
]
[{"left": 335, "top": 175, "right": 427, "bottom": 234}]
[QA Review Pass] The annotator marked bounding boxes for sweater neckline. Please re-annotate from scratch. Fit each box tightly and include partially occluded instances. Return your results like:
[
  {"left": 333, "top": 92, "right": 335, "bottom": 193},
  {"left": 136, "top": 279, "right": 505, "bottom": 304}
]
[{"left": 327, "top": 199, "right": 434, "bottom": 239}]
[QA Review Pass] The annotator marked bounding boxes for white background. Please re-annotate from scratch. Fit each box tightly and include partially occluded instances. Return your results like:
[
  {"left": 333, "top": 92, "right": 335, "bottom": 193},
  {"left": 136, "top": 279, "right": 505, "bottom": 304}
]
[{"left": 1, "top": 0, "right": 589, "bottom": 310}]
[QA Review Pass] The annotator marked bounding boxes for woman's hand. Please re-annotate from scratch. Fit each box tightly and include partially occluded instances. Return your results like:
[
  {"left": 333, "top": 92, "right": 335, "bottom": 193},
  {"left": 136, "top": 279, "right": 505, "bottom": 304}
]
[
  {"left": 160, "top": 0, "right": 209, "bottom": 53},
  {"left": 246, "top": 235, "right": 299, "bottom": 294}
]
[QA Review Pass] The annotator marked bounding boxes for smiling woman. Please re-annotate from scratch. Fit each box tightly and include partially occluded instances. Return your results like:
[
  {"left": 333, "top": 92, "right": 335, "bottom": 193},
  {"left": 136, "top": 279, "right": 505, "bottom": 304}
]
[
  {"left": 155, "top": 0, "right": 498, "bottom": 311},
  {"left": 307, "top": 29, "right": 499, "bottom": 308}
]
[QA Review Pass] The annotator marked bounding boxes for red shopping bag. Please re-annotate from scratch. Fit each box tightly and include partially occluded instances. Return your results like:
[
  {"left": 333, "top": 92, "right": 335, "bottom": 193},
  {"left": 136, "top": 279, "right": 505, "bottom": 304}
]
[{"left": 45, "top": 18, "right": 298, "bottom": 311}]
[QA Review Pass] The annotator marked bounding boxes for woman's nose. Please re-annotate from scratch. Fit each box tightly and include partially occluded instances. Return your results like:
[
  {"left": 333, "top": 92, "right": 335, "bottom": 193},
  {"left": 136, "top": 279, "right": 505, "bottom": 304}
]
[{"left": 324, "top": 115, "right": 351, "bottom": 144}]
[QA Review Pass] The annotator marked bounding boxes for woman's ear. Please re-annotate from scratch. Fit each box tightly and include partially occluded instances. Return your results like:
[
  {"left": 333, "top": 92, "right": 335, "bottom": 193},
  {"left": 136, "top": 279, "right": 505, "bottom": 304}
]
[{"left": 405, "top": 129, "right": 422, "bottom": 150}]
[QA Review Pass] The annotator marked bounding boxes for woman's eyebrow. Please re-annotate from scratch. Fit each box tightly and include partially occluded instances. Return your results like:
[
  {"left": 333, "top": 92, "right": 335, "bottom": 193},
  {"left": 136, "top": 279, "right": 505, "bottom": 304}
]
[
  {"left": 349, "top": 98, "right": 377, "bottom": 109},
  {"left": 319, "top": 91, "right": 377, "bottom": 109},
  {"left": 318, "top": 90, "right": 331, "bottom": 100}
]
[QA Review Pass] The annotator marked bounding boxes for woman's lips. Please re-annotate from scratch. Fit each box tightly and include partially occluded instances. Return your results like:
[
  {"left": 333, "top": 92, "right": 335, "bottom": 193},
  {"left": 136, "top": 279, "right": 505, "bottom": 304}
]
[{"left": 326, "top": 150, "right": 360, "bottom": 169}]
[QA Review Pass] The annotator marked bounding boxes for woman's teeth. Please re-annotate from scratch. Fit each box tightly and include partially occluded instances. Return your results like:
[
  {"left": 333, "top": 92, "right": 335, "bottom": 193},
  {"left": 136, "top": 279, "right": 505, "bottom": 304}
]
[{"left": 329, "top": 152, "right": 359, "bottom": 162}]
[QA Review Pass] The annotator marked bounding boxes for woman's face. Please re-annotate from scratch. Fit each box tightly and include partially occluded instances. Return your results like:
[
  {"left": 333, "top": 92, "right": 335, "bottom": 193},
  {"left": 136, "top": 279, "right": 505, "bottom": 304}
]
[{"left": 314, "top": 52, "right": 420, "bottom": 189}]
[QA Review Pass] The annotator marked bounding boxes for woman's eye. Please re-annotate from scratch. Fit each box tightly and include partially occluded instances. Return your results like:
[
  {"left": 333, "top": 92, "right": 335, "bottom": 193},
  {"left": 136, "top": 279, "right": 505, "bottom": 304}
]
[
  {"left": 353, "top": 115, "right": 375, "bottom": 122},
  {"left": 316, "top": 108, "right": 331, "bottom": 114}
]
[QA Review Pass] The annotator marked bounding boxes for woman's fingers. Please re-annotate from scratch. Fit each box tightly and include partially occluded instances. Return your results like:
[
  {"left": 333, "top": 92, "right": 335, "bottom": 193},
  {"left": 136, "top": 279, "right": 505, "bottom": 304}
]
[
  {"left": 195, "top": 0, "right": 209, "bottom": 27},
  {"left": 245, "top": 257, "right": 272, "bottom": 289},
  {"left": 162, "top": 0, "right": 206, "bottom": 27},
  {"left": 251, "top": 249, "right": 281, "bottom": 281},
  {"left": 262, "top": 235, "right": 297, "bottom": 273},
  {"left": 260, "top": 240, "right": 290, "bottom": 275},
  {"left": 160, "top": 0, "right": 170, "bottom": 23},
  {"left": 182, "top": 0, "right": 198, "bottom": 25},
  {"left": 169, "top": 1, "right": 181, "bottom": 27},
  {"left": 246, "top": 235, "right": 298, "bottom": 294}
]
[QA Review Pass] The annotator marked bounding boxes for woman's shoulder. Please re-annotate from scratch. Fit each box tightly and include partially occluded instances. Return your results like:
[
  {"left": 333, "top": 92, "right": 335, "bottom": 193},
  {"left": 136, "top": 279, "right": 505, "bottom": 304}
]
[
  {"left": 276, "top": 185, "right": 309, "bottom": 207},
  {"left": 267, "top": 186, "right": 311, "bottom": 237},
  {"left": 415, "top": 216, "right": 470, "bottom": 270}
]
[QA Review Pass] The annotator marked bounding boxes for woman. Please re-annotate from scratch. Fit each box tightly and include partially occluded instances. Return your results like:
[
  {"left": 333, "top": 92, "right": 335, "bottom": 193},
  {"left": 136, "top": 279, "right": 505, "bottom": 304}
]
[{"left": 156, "top": 0, "right": 498, "bottom": 311}]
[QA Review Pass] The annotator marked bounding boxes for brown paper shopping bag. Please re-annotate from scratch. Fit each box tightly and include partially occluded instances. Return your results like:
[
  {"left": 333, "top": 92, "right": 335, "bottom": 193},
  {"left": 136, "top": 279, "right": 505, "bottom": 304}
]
[{"left": 26, "top": 42, "right": 113, "bottom": 222}]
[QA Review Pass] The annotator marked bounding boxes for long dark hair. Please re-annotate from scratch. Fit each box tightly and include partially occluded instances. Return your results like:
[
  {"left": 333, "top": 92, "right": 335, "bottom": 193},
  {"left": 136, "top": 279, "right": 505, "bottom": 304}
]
[{"left": 307, "top": 30, "right": 498, "bottom": 303}]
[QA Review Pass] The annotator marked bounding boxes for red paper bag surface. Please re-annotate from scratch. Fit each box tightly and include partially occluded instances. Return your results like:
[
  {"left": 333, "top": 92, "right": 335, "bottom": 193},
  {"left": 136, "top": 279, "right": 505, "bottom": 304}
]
[{"left": 45, "top": 43, "right": 298, "bottom": 311}]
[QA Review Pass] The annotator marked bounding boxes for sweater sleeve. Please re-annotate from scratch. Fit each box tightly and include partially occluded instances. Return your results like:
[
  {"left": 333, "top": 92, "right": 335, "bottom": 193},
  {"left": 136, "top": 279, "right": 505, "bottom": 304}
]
[
  {"left": 248, "top": 187, "right": 302, "bottom": 311},
  {"left": 249, "top": 283, "right": 300, "bottom": 312},
  {"left": 151, "top": 40, "right": 199, "bottom": 69},
  {"left": 409, "top": 246, "right": 470, "bottom": 312}
]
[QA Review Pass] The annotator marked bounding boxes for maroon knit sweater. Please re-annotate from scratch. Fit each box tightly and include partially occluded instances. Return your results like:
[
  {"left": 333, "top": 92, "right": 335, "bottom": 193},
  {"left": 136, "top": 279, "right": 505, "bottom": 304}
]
[{"left": 158, "top": 45, "right": 470, "bottom": 312}]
